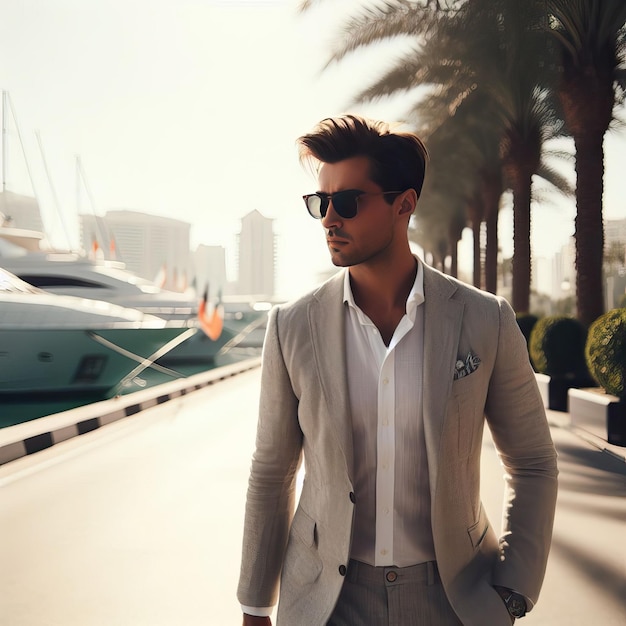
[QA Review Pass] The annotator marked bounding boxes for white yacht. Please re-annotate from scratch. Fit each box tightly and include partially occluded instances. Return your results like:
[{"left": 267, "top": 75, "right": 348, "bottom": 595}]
[
  {"left": 0, "top": 227, "right": 240, "bottom": 363},
  {"left": 0, "top": 268, "right": 194, "bottom": 398}
]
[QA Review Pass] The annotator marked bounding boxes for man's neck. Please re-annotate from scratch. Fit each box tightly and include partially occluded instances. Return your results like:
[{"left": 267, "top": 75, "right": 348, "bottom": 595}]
[
  {"left": 349, "top": 253, "right": 417, "bottom": 305},
  {"left": 348, "top": 253, "right": 418, "bottom": 345}
]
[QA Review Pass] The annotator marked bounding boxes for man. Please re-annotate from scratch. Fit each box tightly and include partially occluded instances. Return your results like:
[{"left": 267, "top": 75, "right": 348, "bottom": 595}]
[{"left": 237, "top": 115, "right": 558, "bottom": 625}]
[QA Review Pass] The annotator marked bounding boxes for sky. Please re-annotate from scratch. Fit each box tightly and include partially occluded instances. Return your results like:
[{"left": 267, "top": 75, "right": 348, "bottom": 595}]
[{"left": 0, "top": 0, "right": 624, "bottom": 299}]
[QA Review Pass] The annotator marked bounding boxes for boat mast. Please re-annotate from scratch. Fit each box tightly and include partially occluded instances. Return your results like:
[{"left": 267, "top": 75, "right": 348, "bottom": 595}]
[
  {"left": 36, "top": 130, "right": 72, "bottom": 249},
  {"left": 2, "top": 90, "right": 7, "bottom": 193},
  {"left": 76, "top": 155, "right": 112, "bottom": 258},
  {"left": 2, "top": 90, "right": 46, "bottom": 225}
]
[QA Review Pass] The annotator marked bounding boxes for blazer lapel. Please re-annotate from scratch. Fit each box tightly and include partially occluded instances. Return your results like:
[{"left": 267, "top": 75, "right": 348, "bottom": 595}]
[
  {"left": 422, "top": 265, "right": 464, "bottom": 495},
  {"left": 308, "top": 271, "right": 354, "bottom": 481}
]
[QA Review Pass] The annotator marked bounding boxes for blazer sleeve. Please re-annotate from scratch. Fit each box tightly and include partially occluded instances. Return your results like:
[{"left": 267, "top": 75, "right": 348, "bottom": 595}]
[
  {"left": 484, "top": 297, "right": 558, "bottom": 607},
  {"left": 237, "top": 305, "right": 304, "bottom": 609}
]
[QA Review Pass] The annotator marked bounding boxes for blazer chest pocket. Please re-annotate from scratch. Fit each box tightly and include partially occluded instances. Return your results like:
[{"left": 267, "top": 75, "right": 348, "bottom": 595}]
[{"left": 283, "top": 508, "right": 322, "bottom": 586}]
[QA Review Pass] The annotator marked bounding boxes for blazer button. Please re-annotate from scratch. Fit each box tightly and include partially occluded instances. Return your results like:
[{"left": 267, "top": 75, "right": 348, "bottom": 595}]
[
  {"left": 339, "top": 564, "right": 347, "bottom": 576},
  {"left": 349, "top": 492, "right": 356, "bottom": 503}
]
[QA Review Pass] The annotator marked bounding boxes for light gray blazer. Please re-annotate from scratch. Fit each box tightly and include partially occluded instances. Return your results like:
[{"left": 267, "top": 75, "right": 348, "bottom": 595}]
[{"left": 238, "top": 264, "right": 558, "bottom": 626}]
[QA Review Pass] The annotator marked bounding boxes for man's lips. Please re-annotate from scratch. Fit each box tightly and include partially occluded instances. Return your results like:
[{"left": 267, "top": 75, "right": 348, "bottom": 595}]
[{"left": 327, "top": 238, "right": 348, "bottom": 246}]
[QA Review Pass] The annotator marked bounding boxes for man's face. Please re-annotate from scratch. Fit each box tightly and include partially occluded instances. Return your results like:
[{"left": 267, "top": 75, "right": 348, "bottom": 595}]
[{"left": 317, "top": 156, "right": 400, "bottom": 268}]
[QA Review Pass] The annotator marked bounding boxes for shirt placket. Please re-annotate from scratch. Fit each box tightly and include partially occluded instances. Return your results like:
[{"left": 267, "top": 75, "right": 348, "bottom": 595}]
[{"left": 375, "top": 349, "right": 395, "bottom": 565}]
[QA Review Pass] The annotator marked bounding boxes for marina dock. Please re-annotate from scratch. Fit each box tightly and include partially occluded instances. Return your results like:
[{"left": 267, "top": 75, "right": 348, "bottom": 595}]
[{"left": 0, "top": 361, "right": 624, "bottom": 625}]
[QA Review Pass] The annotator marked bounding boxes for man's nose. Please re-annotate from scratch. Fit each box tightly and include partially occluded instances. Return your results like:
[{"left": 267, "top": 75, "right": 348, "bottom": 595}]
[{"left": 320, "top": 201, "right": 341, "bottom": 229}]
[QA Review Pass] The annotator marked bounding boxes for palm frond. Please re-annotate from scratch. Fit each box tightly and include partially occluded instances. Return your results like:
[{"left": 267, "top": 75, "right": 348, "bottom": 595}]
[
  {"left": 535, "top": 162, "right": 574, "bottom": 197},
  {"left": 323, "top": 2, "right": 437, "bottom": 68}
]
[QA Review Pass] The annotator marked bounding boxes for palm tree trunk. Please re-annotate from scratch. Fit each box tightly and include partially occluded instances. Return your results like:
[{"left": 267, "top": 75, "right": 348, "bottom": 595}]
[
  {"left": 503, "top": 124, "right": 540, "bottom": 314},
  {"left": 450, "top": 243, "right": 458, "bottom": 278},
  {"left": 510, "top": 169, "right": 533, "bottom": 313},
  {"left": 485, "top": 208, "right": 499, "bottom": 294},
  {"left": 448, "top": 217, "right": 464, "bottom": 279},
  {"left": 559, "top": 64, "right": 612, "bottom": 328},
  {"left": 481, "top": 168, "right": 503, "bottom": 294},
  {"left": 573, "top": 131, "right": 605, "bottom": 326},
  {"left": 467, "top": 194, "right": 483, "bottom": 288}
]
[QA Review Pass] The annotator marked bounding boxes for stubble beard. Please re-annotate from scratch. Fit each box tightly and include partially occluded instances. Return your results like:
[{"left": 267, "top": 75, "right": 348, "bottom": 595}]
[
  {"left": 326, "top": 224, "right": 395, "bottom": 268},
  {"left": 327, "top": 240, "right": 393, "bottom": 268}
]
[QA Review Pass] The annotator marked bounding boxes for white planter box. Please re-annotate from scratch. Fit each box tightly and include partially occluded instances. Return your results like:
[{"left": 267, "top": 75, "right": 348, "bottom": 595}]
[
  {"left": 568, "top": 387, "right": 626, "bottom": 447},
  {"left": 535, "top": 373, "right": 596, "bottom": 412}
]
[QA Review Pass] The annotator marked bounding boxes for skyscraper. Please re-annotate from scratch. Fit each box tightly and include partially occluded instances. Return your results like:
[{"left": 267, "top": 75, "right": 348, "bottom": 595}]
[
  {"left": 80, "top": 210, "right": 191, "bottom": 291},
  {"left": 236, "top": 209, "right": 275, "bottom": 297}
]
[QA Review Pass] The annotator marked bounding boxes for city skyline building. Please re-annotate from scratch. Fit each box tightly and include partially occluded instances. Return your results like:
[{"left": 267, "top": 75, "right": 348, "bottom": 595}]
[
  {"left": 540, "top": 217, "right": 626, "bottom": 312},
  {"left": 604, "top": 217, "right": 626, "bottom": 309},
  {"left": 235, "top": 209, "right": 276, "bottom": 298},
  {"left": 605, "top": 217, "right": 626, "bottom": 247},
  {"left": 0, "top": 190, "right": 44, "bottom": 232},
  {"left": 194, "top": 243, "right": 228, "bottom": 298},
  {"left": 80, "top": 210, "right": 191, "bottom": 291}
]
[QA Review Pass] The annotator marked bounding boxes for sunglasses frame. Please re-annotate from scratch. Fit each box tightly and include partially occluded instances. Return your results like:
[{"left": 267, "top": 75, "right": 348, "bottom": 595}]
[{"left": 302, "top": 189, "right": 405, "bottom": 220}]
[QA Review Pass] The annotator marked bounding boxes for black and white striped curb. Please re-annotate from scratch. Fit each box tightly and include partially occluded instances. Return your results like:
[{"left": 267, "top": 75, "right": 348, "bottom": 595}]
[{"left": 0, "top": 357, "right": 261, "bottom": 467}]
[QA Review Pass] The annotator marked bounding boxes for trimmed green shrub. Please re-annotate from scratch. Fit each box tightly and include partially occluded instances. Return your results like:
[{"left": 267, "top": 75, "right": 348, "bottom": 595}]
[
  {"left": 585, "top": 308, "right": 626, "bottom": 399},
  {"left": 516, "top": 313, "right": 539, "bottom": 347},
  {"left": 529, "top": 316, "right": 588, "bottom": 378}
]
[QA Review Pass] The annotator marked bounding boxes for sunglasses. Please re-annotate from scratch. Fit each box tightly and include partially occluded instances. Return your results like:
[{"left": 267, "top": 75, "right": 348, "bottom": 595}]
[{"left": 302, "top": 189, "right": 404, "bottom": 219}]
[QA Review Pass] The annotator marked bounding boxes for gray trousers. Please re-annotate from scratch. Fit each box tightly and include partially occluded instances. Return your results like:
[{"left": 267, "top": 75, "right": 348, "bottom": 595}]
[{"left": 327, "top": 560, "right": 463, "bottom": 626}]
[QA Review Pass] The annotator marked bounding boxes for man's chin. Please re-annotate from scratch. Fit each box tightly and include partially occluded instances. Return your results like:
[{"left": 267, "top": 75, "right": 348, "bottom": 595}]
[{"left": 329, "top": 254, "right": 350, "bottom": 268}]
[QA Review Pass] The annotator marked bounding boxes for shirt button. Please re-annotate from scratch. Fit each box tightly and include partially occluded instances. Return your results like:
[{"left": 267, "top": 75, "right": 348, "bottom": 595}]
[
  {"left": 386, "top": 571, "right": 397, "bottom": 583},
  {"left": 339, "top": 564, "right": 347, "bottom": 576},
  {"left": 382, "top": 417, "right": 389, "bottom": 426},
  {"left": 380, "top": 549, "right": 387, "bottom": 556},
  {"left": 382, "top": 378, "right": 389, "bottom": 385}
]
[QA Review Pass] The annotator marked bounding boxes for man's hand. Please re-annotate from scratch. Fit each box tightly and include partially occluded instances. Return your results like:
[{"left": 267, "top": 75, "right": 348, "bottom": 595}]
[{"left": 242, "top": 614, "right": 272, "bottom": 626}]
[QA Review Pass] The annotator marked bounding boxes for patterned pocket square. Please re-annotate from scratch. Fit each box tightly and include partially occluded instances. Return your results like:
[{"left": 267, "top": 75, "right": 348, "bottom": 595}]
[{"left": 454, "top": 351, "right": 481, "bottom": 380}]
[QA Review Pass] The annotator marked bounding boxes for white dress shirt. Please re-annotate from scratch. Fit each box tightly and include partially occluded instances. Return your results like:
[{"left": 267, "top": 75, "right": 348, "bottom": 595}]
[{"left": 344, "top": 258, "right": 436, "bottom": 567}]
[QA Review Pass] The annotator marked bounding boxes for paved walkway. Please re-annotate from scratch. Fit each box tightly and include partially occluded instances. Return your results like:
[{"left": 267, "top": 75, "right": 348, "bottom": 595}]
[
  {"left": 0, "top": 369, "right": 624, "bottom": 625},
  {"left": 483, "top": 413, "right": 626, "bottom": 625}
]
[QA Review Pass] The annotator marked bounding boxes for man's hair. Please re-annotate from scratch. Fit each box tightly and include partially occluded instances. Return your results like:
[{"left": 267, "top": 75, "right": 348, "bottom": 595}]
[{"left": 297, "top": 114, "right": 428, "bottom": 196}]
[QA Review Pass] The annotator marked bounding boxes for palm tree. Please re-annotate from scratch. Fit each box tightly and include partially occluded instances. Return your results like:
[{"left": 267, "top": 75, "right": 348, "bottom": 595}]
[
  {"left": 449, "top": 1, "right": 562, "bottom": 312},
  {"left": 548, "top": 0, "right": 626, "bottom": 327},
  {"left": 300, "top": 0, "right": 567, "bottom": 312},
  {"left": 414, "top": 116, "right": 478, "bottom": 278},
  {"left": 417, "top": 89, "right": 505, "bottom": 293},
  {"left": 498, "top": 89, "right": 555, "bottom": 312},
  {"left": 413, "top": 88, "right": 500, "bottom": 287}
]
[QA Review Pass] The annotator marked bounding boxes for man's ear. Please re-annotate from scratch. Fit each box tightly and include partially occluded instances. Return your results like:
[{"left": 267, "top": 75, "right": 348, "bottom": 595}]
[{"left": 398, "top": 190, "right": 418, "bottom": 215}]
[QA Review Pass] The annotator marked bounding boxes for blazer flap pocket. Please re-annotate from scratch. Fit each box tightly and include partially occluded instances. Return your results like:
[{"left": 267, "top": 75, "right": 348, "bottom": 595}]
[
  {"left": 467, "top": 504, "right": 490, "bottom": 549},
  {"left": 291, "top": 508, "right": 317, "bottom": 548}
]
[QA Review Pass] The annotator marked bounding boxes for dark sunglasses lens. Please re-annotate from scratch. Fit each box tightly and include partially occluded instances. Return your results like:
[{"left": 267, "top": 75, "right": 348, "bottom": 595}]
[
  {"left": 332, "top": 191, "right": 359, "bottom": 218},
  {"left": 304, "top": 191, "right": 360, "bottom": 219}
]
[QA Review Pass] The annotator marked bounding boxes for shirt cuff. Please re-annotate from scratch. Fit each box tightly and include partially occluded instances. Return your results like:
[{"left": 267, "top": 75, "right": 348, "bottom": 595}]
[{"left": 241, "top": 605, "right": 274, "bottom": 617}]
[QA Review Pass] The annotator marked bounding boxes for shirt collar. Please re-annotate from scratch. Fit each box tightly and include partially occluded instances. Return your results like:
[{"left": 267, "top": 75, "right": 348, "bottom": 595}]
[{"left": 343, "top": 256, "right": 425, "bottom": 320}]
